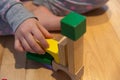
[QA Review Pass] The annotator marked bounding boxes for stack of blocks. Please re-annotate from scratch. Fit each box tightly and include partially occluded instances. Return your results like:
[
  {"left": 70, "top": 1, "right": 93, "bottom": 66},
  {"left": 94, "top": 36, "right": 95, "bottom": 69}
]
[
  {"left": 26, "top": 11, "right": 86, "bottom": 80},
  {"left": 27, "top": 39, "right": 59, "bottom": 64}
]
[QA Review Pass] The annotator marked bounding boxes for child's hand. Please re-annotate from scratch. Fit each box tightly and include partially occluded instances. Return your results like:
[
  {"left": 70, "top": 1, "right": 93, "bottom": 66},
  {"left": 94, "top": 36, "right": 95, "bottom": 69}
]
[
  {"left": 14, "top": 18, "right": 53, "bottom": 54},
  {"left": 33, "top": 6, "right": 63, "bottom": 31}
]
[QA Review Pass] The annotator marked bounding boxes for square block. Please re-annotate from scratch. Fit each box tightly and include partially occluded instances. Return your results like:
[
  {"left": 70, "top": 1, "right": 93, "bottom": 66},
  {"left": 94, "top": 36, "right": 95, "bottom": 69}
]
[{"left": 61, "top": 12, "right": 86, "bottom": 41}]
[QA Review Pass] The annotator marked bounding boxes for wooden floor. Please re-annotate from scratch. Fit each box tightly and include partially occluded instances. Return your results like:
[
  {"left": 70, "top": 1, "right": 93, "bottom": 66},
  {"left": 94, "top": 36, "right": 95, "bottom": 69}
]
[{"left": 0, "top": 0, "right": 120, "bottom": 80}]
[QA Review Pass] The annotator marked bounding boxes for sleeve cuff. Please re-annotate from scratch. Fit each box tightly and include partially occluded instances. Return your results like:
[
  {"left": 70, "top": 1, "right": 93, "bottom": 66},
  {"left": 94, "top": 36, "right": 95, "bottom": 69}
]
[{"left": 6, "top": 3, "right": 36, "bottom": 32}]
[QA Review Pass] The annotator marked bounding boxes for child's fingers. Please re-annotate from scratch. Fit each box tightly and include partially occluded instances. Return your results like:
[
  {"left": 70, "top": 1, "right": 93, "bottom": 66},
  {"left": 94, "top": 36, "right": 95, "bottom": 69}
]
[
  {"left": 36, "top": 22, "right": 53, "bottom": 38},
  {"left": 24, "top": 33, "right": 45, "bottom": 54},
  {"left": 14, "top": 37, "right": 24, "bottom": 52},
  {"left": 20, "top": 37, "right": 36, "bottom": 53},
  {"left": 32, "top": 26, "right": 49, "bottom": 49}
]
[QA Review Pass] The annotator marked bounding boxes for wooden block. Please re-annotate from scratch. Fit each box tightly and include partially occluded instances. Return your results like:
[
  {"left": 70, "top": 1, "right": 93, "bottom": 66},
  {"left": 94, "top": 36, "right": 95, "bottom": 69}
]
[
  {"left": 58, "top": 36, "right": 68, "bottom": 66},
  {"left": 61, "top": 11, "right": 86, "bottom": 41},
  {"left": 46, "top": 39, "right": 59, "bottom": 63},
  {"left": 52, "top": 61, "right": 84, "bottom": 80},
  {"left": 26, "top": 52, "right": 54, "bottom": 65},
  {"left": 66, "top": 37, "right": 84, "bottom": 74}
]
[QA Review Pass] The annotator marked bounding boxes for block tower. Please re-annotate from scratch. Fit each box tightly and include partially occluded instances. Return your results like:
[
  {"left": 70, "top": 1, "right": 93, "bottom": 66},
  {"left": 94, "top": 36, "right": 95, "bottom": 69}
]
[{"left": 26, "top": 11, "right": 86, "bottom": 80}]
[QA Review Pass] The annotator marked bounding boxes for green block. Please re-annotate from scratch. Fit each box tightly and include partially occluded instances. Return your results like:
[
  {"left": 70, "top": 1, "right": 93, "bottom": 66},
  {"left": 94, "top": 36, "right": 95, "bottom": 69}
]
[
  {"left": 61, "top": 11, "right": 86, "bottom": 41},
  {"left": 26, "top": 52, "right": 54, "bottom": 65}
]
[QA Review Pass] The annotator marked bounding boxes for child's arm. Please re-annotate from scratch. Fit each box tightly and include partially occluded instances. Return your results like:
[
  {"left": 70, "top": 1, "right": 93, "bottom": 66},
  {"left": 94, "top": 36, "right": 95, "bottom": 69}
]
[
  {"left": 0, "top": 0, "right": 53, "bottom": 54},
  {"left": 0, "top": 0, "right": 35, "bottom": 32},
  {"left": 15, "top": 18, "right": 53, "bottom": 54}
]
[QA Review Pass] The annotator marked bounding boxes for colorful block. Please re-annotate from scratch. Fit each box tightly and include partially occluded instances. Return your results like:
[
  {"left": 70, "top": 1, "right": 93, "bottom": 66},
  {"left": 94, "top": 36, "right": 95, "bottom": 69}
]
[
  {"left": 26, "top": 52, "right": 54, "bottom": 65},
  {"left": 61, "top": 11, "right": 86, "bottom": 41},
  {"left": 46, "top": 39, "right": 59, "bottom": 63}
]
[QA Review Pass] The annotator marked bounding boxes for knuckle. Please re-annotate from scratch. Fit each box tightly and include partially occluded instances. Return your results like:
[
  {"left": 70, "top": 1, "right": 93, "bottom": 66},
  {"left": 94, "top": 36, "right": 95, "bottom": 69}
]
[
  {"left": 33, "top": 46, "right": 45, "bottom": 54},
  {"left": 19, "top": 28, "right": 26, "bottom": 33},
  {"left": 30, "top": 43, "right": 36, "bottom": 48},
  {"left": 24, "top": 47, "right": 31, "bottom": 52}
]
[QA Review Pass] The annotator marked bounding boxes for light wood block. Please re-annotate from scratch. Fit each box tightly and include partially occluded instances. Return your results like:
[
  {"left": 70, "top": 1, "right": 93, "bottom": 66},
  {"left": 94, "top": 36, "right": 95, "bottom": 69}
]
[
  {"left": 53, "top": 36, "right": 84, "bottom": 80},
  {"left": 66, "top": 37, "right": 84, "bottom": 74},
  {"left": 52, "top": 61, "right": 84, "bottom": 80},
  {"left": 58, "top": 37, "right": 68, "bottom": 66}
]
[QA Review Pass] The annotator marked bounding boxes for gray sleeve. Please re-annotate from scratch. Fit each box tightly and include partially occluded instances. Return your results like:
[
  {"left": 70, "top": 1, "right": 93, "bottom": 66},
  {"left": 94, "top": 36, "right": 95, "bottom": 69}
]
[
  {"left": 6, "top": 3, "right": 35, "bottom": 32},
  {"left": 0, "top": 0, "right": 36, "bottom": 32},
  {"left": 33, "top": 0, "right": 44, "bottom": 5}
]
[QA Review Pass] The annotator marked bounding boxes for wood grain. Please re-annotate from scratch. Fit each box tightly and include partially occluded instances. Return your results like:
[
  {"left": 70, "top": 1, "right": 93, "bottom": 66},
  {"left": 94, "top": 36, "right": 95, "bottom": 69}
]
[{"left": 0, "top": 0, "right": 120, "bottom": 80}]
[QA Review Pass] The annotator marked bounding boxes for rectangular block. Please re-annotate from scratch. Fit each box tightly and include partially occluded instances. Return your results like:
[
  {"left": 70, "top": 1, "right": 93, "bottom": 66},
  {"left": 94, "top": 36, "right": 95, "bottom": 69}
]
[
  {"left": 67, "top": 37, "right": 84, "bottom": 74},
  {"left": 58, "top": 37, "right": 68, "bottom": 66},
  {"left": 26, "top": 52, "right": 54, "bottom": 65}
]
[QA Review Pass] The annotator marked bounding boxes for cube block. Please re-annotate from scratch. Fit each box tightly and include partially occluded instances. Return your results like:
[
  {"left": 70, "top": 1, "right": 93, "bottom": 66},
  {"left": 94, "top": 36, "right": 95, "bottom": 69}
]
[{"left": 61, "top": 12, "right": 86, "bottom": 41}]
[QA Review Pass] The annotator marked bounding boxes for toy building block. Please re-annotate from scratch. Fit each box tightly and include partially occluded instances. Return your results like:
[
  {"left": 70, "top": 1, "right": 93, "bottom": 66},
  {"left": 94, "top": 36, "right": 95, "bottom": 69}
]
[
  {"left": 52, "top": 12, "right": 86, "bottom": 80},
  {"left": 26, "top": 12, "right": 86, "bottom": 80},
  {"left": 56, "top": 36, "right": 84, "bottom": 74},
  {"left": 52, "top": 61, "right": 84, "bottom": 80},
  {"left": 46, "top": 39, "right": 59, "bottom": 63},
  {"left": 26, "top": 52, "right": 54, "bottom": 65},
  {"left": 29, "top": 39, "right": 59, "bottom": 63},
  {"left": 58, "top": 36, "right": 68, "bottom": 66},
  {"left": 61, "top": 11, "right": 86, "bottom": 41},
  {"left": 66, "top": 37, "right": 84, "bottom": 74}
]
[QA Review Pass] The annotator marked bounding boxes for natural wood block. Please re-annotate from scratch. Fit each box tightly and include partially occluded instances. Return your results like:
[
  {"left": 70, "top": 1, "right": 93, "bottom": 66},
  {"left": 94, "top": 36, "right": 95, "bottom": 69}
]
[
  {"left": 58, "top": 37, "right": 68, "bottom": 66},
  {"left": 52, "top": 61, "right": 84, "bottom": 80},
  {"left": 67, "top": 37, "right": 84, "bottom": 74}
]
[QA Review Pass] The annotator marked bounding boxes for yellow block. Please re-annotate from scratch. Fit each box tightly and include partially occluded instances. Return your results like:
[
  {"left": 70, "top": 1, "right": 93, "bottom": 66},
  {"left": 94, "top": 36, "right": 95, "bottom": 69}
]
[{"left": 46, "top": 39, "right": 59, "bottom": 63}]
